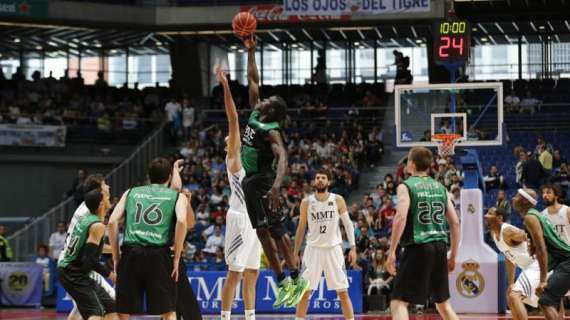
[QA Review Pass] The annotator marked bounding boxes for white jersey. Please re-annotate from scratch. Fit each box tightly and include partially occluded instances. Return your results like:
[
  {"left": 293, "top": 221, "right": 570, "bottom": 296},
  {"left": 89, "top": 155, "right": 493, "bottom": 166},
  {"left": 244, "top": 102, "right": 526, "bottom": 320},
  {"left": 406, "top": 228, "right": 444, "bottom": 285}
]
[
  {"left": 491, "top": 223, "right": 534, "bottom": 270},
  {"left": 58, "top": 202, "right": 90, "bottom": 261},
  {"left": 227, "top": 165, "right": 247, "bottom": 214},
  {"left": 306, "top": 193, "right": 342, "bottom": 248},
  {"left": 541, "top": 205, "right": 570, "bottom": 245}
]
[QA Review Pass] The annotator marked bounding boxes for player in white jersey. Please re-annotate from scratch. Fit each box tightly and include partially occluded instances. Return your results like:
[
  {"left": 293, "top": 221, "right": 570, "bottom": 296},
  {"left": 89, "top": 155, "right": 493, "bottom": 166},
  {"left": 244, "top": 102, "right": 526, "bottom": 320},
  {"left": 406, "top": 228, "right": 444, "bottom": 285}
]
[
  {"left": 541, "top": 184, "right": 570, "bottom": 245},
  {"left": 485, "top": 207, "right": 540, "bottom": 320},
  {"left": 61, "top": 174, "right": 117, "bottom": 320},
  {"left": 217, "top": 66, "right": 262, "bottom": 320},
  {"left": 293, "top": 170, "right": 357, "bottom": 320},
  {"left": 487, "top": 205, "right": 570, "bottom": 320}
]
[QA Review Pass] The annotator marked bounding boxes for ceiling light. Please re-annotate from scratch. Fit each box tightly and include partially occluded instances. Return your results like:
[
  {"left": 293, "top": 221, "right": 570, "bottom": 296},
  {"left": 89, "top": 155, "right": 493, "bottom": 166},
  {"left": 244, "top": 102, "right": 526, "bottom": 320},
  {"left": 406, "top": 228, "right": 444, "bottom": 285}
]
[
  {"left": 539, "top": 25, "right": 545, "bottom": 30},
  {"left": 354, "top": 41, "right": 360, "bottom": 46},
  {"left": 110, "top": 49, "right": 117, "bottom": 54},
  {"left": 230, "top": 45, "right": 237, "bottom": 50},
  {"left": 472, "top": 27, "right": 478, "bottom": 31},
  {"left": 291, "top": 43, "right": 298, "bottom": 48},
  {"left": 155, "top": 41, "right": 162, "bottom": 46},
  {"left": 415, "top": 39, "right": 423, "bottom": 43},
  {"left": 237, "top": 49, "right": 244, "bottom": 53},
  {"left": 481, "top": 37, "right": 488, "bottom": 42},
  {"left": 95, "top": 43, "right": 102, "bottom": 48},
  {"left": 36, "top": 45, "right": 42, "bottom": 50},
  {"left": 14, "top": 38, "right": 20, "bottom": 43}
]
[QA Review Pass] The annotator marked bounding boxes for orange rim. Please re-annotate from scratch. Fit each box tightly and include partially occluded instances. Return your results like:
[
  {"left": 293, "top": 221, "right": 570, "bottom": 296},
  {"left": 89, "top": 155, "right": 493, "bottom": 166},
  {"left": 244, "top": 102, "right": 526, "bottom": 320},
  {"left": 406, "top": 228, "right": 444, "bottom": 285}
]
[{"left": 432, "top": 133, "right": 463, "bottom": 144}]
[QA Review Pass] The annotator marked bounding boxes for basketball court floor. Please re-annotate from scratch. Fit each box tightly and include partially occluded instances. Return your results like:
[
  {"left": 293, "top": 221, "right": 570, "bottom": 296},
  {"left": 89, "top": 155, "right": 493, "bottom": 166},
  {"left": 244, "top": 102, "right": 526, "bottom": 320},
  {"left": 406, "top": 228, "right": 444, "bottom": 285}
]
[{"left": 0, "top": 310, "right": 567, "bottom": 320}]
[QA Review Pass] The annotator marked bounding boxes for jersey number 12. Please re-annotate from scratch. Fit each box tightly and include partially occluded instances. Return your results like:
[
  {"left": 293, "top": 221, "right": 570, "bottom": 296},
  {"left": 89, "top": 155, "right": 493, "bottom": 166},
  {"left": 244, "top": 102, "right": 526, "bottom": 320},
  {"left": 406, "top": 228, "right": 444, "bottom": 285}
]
[{"left": 319, "top": 225, "right": 327, "bottom": 234}]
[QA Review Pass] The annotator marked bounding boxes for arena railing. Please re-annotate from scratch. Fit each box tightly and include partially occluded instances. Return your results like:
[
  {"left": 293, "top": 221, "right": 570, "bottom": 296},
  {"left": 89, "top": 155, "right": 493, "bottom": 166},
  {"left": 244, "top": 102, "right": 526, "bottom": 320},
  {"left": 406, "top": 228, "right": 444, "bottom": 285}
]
[{"left": 7, "top": 121, "right": 167, "bottom": 261}]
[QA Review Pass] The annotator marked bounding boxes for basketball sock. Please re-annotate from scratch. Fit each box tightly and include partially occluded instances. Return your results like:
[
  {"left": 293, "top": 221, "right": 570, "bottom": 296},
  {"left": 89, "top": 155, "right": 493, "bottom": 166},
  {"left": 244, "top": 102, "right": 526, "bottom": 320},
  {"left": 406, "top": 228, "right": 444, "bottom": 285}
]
[
  {"left": 277, "top": 272, "right": 287, "bottom": 283},
  {"left": 221, "top": 310, "right": 231, "bottom": 320},
  {"left": 245, "top": 309, "right": 255, "bottom": 320},
  {"left": 290, "top": 269, "right": 299, "bottom": 280}
]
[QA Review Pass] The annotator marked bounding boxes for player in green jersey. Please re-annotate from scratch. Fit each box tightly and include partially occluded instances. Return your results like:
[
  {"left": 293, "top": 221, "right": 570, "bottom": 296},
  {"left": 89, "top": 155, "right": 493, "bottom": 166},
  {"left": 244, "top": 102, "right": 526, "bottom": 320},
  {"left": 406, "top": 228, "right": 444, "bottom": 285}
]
[
  {"left": 108, "top": 158, "right": 188, "bottom": 320},
  {"left": 240, "top": 36, "right": 308, "bottom": 308},
  {"left": 386, "top": 147, "right": 460, "bottom": 320},
  {"left": 513, "top": 188, "right": 570, "bottom": 320},
  {"left": 58, "top": 189, "right": 116, "bottom": 320}
]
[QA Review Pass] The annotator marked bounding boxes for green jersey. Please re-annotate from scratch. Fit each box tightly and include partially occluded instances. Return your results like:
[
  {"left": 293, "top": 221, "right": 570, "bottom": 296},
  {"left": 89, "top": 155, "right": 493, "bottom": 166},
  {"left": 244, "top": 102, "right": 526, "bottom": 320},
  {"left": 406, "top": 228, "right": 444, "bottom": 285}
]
[
  {"left": 241, "top": 110, "right": 280, "bottom": 175},
  {"left": 123, "top": 184, "right": 179, "bottom": 247},
  {"left": 401, "top": 176, "right": 449, "bottom": 247},
  {"left": 527, "top": 209, "right": 570, "bottom": 270},
  {"left": 58, "top": 214, "right": 102, "bottom": 270}
]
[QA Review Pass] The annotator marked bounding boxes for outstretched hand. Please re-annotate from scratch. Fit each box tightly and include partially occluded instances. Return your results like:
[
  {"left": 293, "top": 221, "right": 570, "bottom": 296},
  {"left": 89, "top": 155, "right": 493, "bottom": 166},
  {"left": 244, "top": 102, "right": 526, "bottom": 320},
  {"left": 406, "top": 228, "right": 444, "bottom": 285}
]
[
  {"left": 243, "top": 34, "right": 256, "bottom": 50},
  {"left": 215, "top": 65, "right": 228, "bottom": 85}
]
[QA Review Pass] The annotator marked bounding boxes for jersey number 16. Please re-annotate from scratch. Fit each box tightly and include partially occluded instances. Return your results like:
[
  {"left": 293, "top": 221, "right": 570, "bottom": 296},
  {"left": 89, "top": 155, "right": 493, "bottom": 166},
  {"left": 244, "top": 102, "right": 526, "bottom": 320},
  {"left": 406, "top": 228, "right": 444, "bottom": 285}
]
[{"left": 135, "top": 202, "right": 164, "bottom": 226}]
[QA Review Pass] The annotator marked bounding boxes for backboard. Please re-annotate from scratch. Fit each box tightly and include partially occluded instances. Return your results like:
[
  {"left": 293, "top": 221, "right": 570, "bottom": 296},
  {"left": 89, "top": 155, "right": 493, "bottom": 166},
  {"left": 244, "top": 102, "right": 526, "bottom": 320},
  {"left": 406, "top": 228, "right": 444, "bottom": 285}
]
[{"left": 395, "top": 82, "right": 503, "bottom": 148}]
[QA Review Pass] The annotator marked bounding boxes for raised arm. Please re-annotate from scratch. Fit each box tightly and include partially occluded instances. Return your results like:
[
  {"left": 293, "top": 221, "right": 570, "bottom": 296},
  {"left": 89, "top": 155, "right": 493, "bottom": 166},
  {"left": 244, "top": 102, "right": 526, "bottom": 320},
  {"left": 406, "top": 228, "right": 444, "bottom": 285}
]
[
  {"left": 182, "top": 190, "right": 196, "bottom": 230},
  {"left": 216, "top": 65, "right": 241, "bottom": 174},
  {"left": 244, "top": 36, "right": 260, "bottom": 108},
  {"left": 108, "top": 190, "right": 129, "bottom": 271},
  {"left": 169, "top": 159, "right": 184, "bottom": 192}
]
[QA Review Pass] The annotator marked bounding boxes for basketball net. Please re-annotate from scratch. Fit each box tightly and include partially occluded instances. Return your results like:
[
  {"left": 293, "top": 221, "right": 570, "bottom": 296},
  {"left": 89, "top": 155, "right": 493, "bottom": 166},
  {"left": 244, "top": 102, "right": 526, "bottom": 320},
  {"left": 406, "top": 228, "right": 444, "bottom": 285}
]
[{"left": 432, "top": 133, "right": 463, "bottom": 157}]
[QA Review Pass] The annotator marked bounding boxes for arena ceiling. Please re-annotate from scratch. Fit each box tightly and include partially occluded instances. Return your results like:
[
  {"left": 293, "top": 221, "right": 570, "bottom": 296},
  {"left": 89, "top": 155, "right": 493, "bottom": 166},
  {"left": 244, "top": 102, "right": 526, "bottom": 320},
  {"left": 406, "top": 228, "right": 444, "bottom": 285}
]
[{"left": 0, "top": 0, "right": 569, "bottom": 58}]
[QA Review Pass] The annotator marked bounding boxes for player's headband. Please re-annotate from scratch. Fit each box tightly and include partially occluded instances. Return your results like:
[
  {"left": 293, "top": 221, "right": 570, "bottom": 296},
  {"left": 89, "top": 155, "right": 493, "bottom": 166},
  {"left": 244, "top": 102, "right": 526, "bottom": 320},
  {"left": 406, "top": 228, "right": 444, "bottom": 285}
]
[{"left": 517, "top": 188, "right": 537, "bottom": 206}]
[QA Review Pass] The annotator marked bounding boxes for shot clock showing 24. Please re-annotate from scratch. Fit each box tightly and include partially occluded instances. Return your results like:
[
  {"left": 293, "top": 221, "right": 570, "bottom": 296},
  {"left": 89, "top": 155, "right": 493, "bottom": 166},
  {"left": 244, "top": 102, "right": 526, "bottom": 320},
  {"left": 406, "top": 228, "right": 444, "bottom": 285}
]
[{"left": 433, "top": 19, "right": 471, "bottom": 64}]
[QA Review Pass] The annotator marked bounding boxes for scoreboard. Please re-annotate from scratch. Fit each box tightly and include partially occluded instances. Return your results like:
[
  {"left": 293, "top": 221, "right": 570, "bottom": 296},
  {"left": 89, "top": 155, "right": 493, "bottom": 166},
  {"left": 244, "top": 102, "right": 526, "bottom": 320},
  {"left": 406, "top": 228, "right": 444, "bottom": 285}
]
[{"left": 433, "top": 19, "right": 471, "bottom": 64}]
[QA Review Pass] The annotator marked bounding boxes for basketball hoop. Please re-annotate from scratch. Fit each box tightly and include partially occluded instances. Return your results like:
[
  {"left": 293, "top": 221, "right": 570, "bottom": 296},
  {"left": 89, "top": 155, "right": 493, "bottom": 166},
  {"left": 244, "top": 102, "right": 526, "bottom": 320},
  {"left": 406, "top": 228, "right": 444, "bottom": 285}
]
[{"left": 432, "top": 133, "right": 463, "bottom": 157}]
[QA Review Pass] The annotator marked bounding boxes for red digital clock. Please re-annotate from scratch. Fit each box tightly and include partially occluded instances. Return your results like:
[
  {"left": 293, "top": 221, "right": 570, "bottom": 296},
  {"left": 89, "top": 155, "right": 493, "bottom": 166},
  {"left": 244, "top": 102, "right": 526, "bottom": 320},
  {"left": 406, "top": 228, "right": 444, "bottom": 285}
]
[{"left": 433, "top": 19, "right": 471, "bottom": 64}]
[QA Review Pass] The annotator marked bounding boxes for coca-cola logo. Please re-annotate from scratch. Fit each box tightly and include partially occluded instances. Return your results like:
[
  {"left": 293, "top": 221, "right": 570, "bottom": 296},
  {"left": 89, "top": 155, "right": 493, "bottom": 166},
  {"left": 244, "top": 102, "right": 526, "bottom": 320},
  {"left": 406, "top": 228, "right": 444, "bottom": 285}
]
[
  {"left": 246, "top": 5, "right": 286, "bottom": 22},
  {"left": 242, "top": 5, "right": 349, "bottom": 22}
]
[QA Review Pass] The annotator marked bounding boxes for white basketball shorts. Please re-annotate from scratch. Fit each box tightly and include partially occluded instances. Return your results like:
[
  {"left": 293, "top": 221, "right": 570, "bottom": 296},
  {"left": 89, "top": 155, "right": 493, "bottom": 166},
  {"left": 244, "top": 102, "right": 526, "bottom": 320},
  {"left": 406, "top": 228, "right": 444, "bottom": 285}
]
[
  {"left": 224, "top": 208, "right": 261, "bottom": 272},
  {"left": 301, "top": 245, "right": 349, "bottom": 291},
  {"left": 512, "top": 260, "right": 570, "bottom": 308}
]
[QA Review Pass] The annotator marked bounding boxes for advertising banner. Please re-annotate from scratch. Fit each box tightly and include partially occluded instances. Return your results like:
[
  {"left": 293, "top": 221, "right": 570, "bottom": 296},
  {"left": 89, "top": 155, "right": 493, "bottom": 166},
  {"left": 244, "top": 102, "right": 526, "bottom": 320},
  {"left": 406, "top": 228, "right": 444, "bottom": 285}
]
[
  {"left": 282, "top": 0, "right": 430, "bottom": 16},
  {"left": 0, "top": 124, "right": 66, "bottom": 147},
  {"left": 0, "top": 0, "right": 48, "bottom": 18},
  {"left": 0, "top": 262, "right": 43, "bottom": 306},
  {"left": 57, "top": 269, "right": 363, "bottom": 314},
  {"left": 240, "top": 4, "right": 350, "bottom": 23}
]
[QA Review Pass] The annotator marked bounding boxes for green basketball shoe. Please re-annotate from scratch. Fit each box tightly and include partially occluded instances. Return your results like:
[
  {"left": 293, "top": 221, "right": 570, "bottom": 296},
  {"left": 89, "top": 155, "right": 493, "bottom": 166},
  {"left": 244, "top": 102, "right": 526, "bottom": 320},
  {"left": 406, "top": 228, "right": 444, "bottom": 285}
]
[
  {"left": 273, "top": 278, "right": 295, "bottom": 309},
  {"left": 285, "top": 277, "right": 310, "bottom": 308}
]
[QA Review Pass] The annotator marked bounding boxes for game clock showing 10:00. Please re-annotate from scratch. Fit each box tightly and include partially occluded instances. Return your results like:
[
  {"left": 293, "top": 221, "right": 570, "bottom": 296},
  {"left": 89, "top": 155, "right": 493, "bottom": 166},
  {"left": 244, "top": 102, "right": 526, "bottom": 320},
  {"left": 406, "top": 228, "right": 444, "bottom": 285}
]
[{"left": 433, "top": 20, "right": 471, "bottom": 64}]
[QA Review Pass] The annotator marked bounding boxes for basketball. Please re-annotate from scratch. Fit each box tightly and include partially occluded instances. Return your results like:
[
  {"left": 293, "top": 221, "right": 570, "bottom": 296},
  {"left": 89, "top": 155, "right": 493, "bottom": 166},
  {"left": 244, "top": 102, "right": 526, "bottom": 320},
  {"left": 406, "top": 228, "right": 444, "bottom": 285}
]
[{"left": 232, "top": 12, "right": 257, "bottom": 38}]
